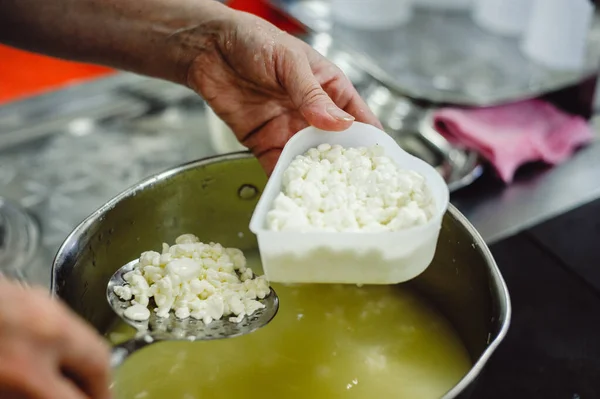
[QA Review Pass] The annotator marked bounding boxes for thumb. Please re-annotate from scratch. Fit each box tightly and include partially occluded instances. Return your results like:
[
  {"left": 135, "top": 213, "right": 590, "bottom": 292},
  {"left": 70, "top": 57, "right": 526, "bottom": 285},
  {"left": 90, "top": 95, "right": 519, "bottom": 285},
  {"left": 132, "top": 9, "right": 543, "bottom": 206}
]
[{"left": 280, "top": 53, "right": 354, "bottom": 131}]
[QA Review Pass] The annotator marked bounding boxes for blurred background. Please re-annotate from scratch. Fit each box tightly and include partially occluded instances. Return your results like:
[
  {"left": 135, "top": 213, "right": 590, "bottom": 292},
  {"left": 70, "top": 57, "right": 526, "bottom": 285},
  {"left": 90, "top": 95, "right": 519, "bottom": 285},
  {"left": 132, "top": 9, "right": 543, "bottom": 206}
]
[{"left": 1, "top": 0, "right": 599, "bottom": 285}]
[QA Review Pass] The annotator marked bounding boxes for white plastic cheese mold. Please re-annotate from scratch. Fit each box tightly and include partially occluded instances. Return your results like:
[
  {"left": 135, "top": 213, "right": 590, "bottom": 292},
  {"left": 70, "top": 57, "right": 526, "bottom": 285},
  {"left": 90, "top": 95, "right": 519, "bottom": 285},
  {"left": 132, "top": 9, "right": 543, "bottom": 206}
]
[{"left": 249, "top": 122, "right": 449, "bottom": 285}]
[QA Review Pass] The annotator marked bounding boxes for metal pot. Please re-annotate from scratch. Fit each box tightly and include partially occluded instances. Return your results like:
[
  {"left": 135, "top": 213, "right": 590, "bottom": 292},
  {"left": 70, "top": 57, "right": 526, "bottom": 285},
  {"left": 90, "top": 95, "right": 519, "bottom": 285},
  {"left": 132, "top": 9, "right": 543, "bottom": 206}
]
[{"left": 51, "top": 153, "right": 511, "bottom": 398}]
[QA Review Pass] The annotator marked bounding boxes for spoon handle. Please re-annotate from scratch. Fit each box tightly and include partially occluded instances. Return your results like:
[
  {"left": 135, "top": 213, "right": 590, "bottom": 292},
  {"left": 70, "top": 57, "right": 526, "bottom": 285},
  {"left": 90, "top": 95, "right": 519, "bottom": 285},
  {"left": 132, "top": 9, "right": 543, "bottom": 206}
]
[{"left": 111, "top": 335, "right": 156, "bottom": 368}]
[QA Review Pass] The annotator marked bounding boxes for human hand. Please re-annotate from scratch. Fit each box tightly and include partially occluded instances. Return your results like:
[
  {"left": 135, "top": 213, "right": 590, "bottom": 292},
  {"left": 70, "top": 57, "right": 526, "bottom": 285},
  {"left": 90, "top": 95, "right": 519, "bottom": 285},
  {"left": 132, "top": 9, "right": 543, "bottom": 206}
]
[
  {"left": 0, "top": 279, "right": 111, "bottom": 399},
  {"left": 188, "top": 8, "right": 382, "bottom": 174}
]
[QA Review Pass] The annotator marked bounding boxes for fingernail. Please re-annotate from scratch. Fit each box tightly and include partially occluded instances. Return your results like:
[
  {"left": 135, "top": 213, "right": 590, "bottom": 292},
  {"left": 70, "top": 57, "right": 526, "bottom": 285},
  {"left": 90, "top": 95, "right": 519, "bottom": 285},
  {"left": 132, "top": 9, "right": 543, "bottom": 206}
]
[{"left": 327, "top": 106, "right": 355, "bottom": 122}]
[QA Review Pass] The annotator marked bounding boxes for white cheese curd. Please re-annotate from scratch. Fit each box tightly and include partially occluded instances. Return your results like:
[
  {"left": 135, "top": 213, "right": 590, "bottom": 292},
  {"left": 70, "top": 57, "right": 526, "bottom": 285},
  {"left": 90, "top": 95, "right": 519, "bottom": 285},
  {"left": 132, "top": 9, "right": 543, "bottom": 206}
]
[
  {"left": 113, "top": 234, "right": 271, "bottom": 324},
  {"left": 267, "top": 144, "right": 436, "bottom": 232},
  {"left": 123, "top": 304, "right": 151, "bottom": 321}
]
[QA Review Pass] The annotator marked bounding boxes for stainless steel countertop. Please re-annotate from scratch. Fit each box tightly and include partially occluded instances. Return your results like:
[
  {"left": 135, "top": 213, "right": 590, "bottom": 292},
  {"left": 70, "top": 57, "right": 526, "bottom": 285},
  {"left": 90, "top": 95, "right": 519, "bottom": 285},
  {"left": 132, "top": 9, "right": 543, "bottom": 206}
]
[{"left": 1, "top": 72, "right": 600, "bottom": 287}]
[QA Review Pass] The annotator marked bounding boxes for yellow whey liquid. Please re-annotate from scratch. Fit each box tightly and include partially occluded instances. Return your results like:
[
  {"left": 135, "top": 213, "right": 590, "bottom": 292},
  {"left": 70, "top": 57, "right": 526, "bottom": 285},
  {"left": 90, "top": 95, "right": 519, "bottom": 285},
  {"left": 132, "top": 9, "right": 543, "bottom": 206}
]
[{"left": 107, "top": 252, "right": 471, "bottom": 399}]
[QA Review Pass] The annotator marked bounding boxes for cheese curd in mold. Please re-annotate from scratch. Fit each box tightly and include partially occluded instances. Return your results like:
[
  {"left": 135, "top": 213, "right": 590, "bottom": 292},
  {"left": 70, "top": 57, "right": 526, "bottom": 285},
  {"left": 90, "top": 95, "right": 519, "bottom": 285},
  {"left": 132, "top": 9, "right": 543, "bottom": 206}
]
[
  {"left": 113, "top": 234, "right": 271, "bottom": 324},
  {"left": 267, "top": 144, "right": 436, "bottom": 232}
]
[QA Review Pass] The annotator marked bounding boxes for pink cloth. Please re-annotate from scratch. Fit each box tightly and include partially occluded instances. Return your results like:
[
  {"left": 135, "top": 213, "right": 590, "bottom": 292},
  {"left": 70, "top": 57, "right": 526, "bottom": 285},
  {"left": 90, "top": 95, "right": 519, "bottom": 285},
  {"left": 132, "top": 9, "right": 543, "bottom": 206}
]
[{"left": 432, "top": 99, "right": 594, "bottom": 183}]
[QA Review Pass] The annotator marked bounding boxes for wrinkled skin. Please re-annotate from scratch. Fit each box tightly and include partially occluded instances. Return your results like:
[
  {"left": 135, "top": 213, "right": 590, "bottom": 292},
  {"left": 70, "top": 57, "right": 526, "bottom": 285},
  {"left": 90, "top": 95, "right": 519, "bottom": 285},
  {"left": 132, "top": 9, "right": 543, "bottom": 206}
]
[
  {"left": 189, "top": 10, "right": 382, "bottom": 174},
  {"left": 0, "top": 279, "right": 112, "bottom": 399}
]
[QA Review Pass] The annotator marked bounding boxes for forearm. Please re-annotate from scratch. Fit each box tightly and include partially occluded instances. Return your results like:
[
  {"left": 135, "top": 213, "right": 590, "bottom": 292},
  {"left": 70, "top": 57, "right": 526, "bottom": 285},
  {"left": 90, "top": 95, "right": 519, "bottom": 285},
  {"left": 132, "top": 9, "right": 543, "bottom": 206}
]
[{"left": 0, "top": 0, "right": 232, "bottom": 86}]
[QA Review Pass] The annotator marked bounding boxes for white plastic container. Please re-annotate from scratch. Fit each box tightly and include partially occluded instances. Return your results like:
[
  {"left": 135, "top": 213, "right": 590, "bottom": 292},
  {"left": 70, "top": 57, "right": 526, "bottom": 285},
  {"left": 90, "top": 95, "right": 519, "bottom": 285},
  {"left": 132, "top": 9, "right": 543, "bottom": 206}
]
[
  {"left": 331, "top": 0, "right": 413, "bottom": 30},
  {"left": 521, "top": 0, "right": 594, "bottom": 71},
  {"left": 472, "top": 0, "right": 534, "bottom": 36},
  {"left": 415, "top": 0, "right": 473, "bottom": 11},
  {"left": 249, "top": 122, "right": 449, "bottom": 285}
]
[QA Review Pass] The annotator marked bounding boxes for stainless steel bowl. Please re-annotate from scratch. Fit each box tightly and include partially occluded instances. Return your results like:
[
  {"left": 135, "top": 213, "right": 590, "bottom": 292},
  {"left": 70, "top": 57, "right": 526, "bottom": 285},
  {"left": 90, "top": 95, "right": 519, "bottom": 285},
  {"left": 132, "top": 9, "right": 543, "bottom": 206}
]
[{"left": 51, "top": 153, "right": 510, "bottom": 398}]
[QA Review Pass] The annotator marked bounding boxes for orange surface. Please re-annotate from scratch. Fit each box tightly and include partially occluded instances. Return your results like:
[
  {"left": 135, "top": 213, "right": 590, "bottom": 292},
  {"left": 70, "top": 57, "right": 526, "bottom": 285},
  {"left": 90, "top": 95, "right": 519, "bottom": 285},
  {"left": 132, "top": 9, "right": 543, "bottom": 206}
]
[
  {"left": 228, "top": 0, "right": 305, "bottom": 34},
  {"left": 0, "top": 45, "right": 114, "bottom": 104},
  {"left": 0, "top": 0, "right": 302, "bottom": 104}
]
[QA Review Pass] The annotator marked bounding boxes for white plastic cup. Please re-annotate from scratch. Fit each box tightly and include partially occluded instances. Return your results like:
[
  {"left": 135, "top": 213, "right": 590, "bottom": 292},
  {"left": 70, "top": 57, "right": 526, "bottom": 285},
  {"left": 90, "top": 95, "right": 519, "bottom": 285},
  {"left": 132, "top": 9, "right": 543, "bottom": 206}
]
[
  {"left": 206, "top": 107, "right": 247, "bottom": 154},
  {"left": 521, "top": 0, "right": 594, "bottom": 71},
  {"left": 330, "top": 0, "right": 414, "bottom": 30},
  {"left": 472, "top": 0, "right": 534, "bottom": 36},
  {"left": 414, "top": 0, "right": 473, "bottom": 11},
  {"left": 249, "top": 122, "right": 449, "bottom": 285}
]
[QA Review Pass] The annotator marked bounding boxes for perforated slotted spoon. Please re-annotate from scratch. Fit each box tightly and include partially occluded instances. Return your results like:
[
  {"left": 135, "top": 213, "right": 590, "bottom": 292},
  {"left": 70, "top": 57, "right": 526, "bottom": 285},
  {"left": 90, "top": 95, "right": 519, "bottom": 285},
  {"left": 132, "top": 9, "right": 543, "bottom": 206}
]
[{"left": 107, "top": 259, "right": 279, "bottom": 368}]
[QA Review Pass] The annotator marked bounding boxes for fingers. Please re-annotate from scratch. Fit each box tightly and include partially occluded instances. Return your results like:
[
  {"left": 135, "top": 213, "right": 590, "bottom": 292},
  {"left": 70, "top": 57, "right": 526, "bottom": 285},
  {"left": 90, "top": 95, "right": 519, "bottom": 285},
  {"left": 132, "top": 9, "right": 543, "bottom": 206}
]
[
  {"left": 303, "top": 47, "right": 383, "bottom": 130},
  {"left": 338, "top": 89, "right": 383, "bottom": 130},
  {"left": 278, "top": 49, "right": 355, "bottom": 131},
  {"left": 0, "top": 356, "right": 87, "bottom": 399},
  {"left": 0, "top": 282, "right": 111, "bottom": 399},
  {"left": 51, "top": 377, "right": 89, "bottom": 399},
  {"left": 55, "top": 301, "right": 112, "bottom": 399},
  {"left": 315, "top": 67, "right": 383, "bottom": 130}
]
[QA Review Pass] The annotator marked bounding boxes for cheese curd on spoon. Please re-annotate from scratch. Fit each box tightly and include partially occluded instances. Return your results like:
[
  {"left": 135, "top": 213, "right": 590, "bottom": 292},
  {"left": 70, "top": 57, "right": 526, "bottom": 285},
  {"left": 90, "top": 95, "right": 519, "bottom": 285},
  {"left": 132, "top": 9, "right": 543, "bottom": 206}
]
[
  {"left": 113, "top": 234, "right": 271, "bottom": 324},
  {"left": 267, "top": 144, "right": 436, "bottom": 232}
]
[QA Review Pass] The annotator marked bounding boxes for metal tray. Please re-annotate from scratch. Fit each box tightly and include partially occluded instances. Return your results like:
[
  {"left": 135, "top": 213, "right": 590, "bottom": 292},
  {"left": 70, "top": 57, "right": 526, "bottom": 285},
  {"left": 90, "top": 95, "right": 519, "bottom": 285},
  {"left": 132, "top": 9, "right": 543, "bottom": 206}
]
[{"left": 269, "top": 0, "right": 600, "bottom": 106}]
